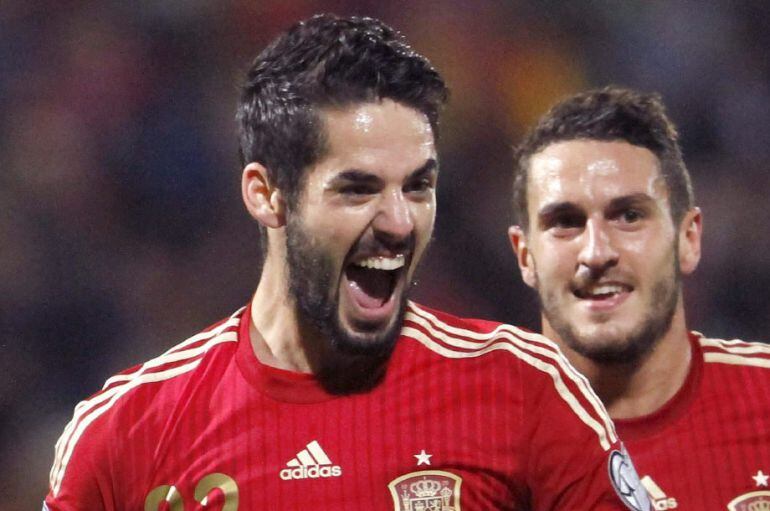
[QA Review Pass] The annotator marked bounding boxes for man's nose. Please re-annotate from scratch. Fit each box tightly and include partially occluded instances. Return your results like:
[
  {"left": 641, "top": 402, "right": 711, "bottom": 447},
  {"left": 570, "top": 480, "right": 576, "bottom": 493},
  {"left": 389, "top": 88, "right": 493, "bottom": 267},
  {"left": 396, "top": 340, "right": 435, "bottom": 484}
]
[
  {"left": 373, "top": 189, "right": 414, "bottom": 242},
  {"left": 577, "top": 219, "right": 619, "bottom": 273}
]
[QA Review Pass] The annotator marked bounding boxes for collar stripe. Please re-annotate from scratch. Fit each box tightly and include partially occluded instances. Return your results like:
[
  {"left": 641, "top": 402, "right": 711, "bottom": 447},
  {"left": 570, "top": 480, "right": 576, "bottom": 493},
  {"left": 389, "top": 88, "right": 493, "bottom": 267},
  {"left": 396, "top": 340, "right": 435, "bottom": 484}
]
[
  {"left": 405, "top": 303, "right": 616, "bottom": 450},
  {"left": 49, "top": 311, "right": 242, "bottom": 496}
]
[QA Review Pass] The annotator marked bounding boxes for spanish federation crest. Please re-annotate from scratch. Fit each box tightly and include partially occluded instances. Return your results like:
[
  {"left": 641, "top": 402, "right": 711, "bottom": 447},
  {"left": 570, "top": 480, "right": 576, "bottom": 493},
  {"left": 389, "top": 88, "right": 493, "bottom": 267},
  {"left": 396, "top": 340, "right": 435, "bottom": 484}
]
[
  {"left": 388, "top": 470, "right": 462, "bottom": 511},
  {"left": 727, "top": 491, "right": 770, "bottom": 511}
]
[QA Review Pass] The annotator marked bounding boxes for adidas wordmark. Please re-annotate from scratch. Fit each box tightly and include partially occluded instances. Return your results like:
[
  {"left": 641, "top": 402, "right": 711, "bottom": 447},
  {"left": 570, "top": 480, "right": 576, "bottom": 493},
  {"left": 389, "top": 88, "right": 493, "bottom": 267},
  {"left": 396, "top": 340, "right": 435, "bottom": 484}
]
[{"left": 280, "top": 440, "right": 342, "bottom": 481}]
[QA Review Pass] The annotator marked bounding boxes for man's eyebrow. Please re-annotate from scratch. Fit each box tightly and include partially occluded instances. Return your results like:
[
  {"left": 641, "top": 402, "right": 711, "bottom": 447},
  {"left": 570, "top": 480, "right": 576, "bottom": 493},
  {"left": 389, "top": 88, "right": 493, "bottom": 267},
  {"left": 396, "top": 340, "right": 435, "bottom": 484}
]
[
  {"left": 538, "top": 201, "right": 582, "bottom": 219},
  {"left": 408, "top": 158, "right": 438, "bottom": 180},
  {"left": 331, "top": 170, "right": 382, "bottom": 184},
  {"left": 536, "top": 201, "right": 584, "bottom": 229},
  {"left": 606, "top": 193, "right": 656, "bottom": 211},
  {"left": 329, "top": 158, "right": 438, "bottom": 185},
  {"left": 537, "top": 193, "right": 656, "bottom": 219}
]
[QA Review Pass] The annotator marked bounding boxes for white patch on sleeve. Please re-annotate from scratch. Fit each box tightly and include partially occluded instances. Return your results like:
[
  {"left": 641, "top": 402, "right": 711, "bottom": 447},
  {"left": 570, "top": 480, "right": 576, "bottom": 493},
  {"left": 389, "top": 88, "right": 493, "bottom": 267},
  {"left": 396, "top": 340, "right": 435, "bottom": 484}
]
[{"left": 609, "top": 445, "right": 651, "bottom": 511}]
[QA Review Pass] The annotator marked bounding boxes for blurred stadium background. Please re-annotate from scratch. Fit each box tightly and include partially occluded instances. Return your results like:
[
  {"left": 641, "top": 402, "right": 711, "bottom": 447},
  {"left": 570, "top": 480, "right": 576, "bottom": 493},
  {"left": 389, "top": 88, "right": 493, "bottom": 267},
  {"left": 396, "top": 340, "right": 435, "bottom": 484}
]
[{"left": 2, "top": 1, "right": 769, "bottom": 508}]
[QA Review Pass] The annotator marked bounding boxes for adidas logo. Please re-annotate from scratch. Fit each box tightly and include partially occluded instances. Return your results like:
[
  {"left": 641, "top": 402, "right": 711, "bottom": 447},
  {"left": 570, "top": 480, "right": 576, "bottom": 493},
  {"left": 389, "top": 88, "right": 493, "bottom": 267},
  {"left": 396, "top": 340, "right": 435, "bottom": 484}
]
[
  {"left": 641, "top": 476, "right": 678, "bottom": 510},
  {"left": 279, "top": 440, "right": 342, "bottom": 481}
]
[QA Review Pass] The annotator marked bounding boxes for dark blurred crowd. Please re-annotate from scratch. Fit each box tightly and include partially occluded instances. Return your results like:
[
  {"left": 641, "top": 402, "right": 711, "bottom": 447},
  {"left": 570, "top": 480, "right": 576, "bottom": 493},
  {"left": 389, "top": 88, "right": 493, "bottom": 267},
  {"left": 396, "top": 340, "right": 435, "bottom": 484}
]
[{"left": 2, "top": 1, "right": 769, "bottom": 508}]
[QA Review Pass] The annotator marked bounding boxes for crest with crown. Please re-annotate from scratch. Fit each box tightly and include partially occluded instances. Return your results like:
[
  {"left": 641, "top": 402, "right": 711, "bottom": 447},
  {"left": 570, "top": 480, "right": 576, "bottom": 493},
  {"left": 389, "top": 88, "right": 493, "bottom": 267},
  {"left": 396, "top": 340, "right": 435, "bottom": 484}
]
[
  {"left": 727, "top": 491, "right": 770, "bottom": 511},
  {"left": 388, "top": 470, "right": 462, "bottom": 511},
  {"left": 409, "top": 479, "right": 442, "bottom": 498},
  {"left": 749, "top": 500, "right": 770, "bottom": 511}
]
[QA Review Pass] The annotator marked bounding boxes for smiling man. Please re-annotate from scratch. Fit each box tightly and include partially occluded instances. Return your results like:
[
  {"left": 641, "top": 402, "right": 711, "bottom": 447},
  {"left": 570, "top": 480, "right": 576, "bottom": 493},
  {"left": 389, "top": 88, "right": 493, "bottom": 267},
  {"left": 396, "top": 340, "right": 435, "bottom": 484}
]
[
  {"left": 244, "top": 98, "right": 438, "bottom": 391},
  {"left": 510, "top": 87, "right": 770, "bottom": 509},
  {"left": 45, "top": 17, "right": 644, "bottom": 510}
]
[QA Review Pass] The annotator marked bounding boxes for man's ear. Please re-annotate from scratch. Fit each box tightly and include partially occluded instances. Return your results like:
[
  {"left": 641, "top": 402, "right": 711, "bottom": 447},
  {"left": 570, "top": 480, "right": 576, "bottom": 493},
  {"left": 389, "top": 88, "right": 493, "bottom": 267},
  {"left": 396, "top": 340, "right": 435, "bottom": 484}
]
[
  {"left": 508, "top": 225, "right": 537, "bottom": 288},
  {"left": 242, "top": 162, "right": 286, "bottom": 228},
  {"left": 678, "top": 207, "right": 702, "bottom": 275}
]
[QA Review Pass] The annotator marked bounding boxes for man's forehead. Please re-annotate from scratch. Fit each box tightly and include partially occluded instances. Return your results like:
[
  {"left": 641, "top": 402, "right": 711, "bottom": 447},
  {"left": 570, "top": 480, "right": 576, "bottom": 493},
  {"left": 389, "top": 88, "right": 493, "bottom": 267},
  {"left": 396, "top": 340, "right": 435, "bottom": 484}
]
[
  {"left": 528, "top": 140, "right": 666, "bottom": 205},
  {"left": 321, "top": 101, "right": 435, "bottom": 145},
  {"left": 311, "top": 101, "right": 437, "bottom": 180}
]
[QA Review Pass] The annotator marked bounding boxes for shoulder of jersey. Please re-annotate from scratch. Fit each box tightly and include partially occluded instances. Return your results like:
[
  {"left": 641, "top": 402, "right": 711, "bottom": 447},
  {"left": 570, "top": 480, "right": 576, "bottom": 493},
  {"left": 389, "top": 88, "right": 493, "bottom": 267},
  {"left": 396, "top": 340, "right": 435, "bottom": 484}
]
[
  {"left": 48, "top": 307, "right": 244, "bottom": 497},
  {"left": 403, "top": 302, "right": 619, "bottom": 451},
  {"left": 695, "top": 331, "right": 770, "bottom": 371},
  {"left": 403, "top": 301, "right": 562, "bottom": 365},
  {"left": 96, "top": 308, "right": 243, "bottom": 400}
]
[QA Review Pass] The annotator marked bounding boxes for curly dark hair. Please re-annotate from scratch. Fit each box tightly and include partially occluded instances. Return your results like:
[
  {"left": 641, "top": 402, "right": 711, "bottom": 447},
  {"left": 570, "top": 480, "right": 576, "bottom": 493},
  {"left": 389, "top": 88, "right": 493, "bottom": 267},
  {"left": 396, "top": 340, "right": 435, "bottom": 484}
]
[
  {"left": 237, "top": 14, "right": 448, "bottom": 214},
  {"left": 512, "top": 86, "right": 694, "bottom": 231}
]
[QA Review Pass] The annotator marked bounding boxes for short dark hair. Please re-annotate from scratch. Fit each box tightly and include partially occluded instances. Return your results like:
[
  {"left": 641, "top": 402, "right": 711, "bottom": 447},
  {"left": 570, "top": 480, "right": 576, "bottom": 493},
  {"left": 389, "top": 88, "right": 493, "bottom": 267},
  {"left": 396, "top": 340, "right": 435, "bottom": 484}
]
[
  {"left": 237, "top": 13, "right": 448, "bottom": 212},
  {"left": 512, "top": 86, "right": 694, "bottom": 231}
]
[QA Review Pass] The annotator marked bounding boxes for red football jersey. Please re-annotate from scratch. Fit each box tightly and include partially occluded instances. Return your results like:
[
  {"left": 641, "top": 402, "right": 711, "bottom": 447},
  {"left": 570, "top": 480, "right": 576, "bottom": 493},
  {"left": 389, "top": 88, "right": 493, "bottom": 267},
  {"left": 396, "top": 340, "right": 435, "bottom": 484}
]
[
  {"left": 617, "top": 332, "right": 770, "bottom": 510},
  {"left": 45, "top": 302, "right": 642, "bottom": 510}
]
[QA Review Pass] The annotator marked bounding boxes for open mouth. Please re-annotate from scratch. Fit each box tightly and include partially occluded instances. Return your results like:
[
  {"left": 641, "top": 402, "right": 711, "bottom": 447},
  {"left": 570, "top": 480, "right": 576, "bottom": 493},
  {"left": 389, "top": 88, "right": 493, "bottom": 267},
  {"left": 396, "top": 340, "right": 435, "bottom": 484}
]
[
  {"left": 345, "top": 254, "right": 405, "bottom": 310},
  {"left": 573, "top": 282, "right": 633, "bottom": 301}
]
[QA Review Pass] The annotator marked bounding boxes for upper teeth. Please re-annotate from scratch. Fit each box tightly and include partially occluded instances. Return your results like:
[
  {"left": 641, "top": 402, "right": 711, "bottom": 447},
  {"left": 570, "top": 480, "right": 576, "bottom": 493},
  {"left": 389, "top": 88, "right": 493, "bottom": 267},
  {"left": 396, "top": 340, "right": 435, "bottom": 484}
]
[
  {"left": 586, "top": 284, "right": 624, "bottom": 296},
  {"left": 355, "top": 255, "right": 405, "bottom": 270}
]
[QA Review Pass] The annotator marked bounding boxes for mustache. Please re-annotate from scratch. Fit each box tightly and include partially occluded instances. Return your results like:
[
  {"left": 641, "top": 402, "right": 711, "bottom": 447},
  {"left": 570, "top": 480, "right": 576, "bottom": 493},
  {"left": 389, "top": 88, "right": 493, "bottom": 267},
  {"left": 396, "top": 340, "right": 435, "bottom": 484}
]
[
  {"left": 350, "top": 232, "right": 416, "bottom": 257},
  {"left": 573, "top": 265, "right": 599, "bottom": 290},
  {"left": 571, "top": 265, "right": 631, "bottom": 291}
]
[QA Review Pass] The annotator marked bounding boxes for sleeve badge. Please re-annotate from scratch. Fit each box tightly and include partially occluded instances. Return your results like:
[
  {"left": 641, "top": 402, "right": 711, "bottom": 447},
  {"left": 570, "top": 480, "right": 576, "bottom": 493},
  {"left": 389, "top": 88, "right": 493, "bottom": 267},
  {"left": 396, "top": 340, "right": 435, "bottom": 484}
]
[{"left": 609, "top": 446, "right": 651, "bottom": 511}]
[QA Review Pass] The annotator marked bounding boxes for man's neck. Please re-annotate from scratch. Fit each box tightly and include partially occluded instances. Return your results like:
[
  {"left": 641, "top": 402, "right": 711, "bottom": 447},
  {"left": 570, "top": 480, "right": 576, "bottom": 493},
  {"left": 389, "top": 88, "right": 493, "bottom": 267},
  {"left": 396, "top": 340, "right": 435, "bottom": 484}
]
[
  {"left": 247, "top": 247, "right": 396, "bottom": 394},
  {"left": 249, "top": 266, "right": 391, "bottom": 394},
  {"left": 249, "top": 255, "right": 319, "bottom": 373},
  {"left": 544, "top": 310, "right": 692, "bottom": 420}
]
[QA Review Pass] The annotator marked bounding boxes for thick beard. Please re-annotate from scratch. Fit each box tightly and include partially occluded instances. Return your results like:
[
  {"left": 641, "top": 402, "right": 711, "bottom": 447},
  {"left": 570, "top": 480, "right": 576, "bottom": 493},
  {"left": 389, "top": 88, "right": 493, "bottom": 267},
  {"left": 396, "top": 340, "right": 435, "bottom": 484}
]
[
  {"left": 284, "top": 215, "right": 410, "bottom": 391},
  {"left": 539, "top": 247, "right": 681, "bottom": 366}
]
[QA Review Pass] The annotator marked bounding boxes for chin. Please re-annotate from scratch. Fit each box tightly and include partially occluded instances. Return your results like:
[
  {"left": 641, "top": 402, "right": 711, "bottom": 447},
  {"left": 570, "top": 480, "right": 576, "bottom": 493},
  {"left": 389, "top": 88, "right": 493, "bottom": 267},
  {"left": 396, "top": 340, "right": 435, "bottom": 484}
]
[
  {"left": 332, "top": 311, "right": 403, "bottom": 357},
  {"left": 566, "top": 323, "right": 656, "bottom": 365},
  {"left": 571, "top": 337, "right": 639, "bottom": 364}
]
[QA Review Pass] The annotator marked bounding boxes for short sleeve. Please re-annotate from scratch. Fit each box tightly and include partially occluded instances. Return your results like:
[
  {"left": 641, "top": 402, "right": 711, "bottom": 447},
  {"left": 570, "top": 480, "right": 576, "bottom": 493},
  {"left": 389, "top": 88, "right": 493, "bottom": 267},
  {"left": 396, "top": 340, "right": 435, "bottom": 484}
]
[
  {"left": 522, "top": 357, "right": 650, "bottom": 510},
  {"left": 44, "top": 403, "right": 115, "bottom": 511}
]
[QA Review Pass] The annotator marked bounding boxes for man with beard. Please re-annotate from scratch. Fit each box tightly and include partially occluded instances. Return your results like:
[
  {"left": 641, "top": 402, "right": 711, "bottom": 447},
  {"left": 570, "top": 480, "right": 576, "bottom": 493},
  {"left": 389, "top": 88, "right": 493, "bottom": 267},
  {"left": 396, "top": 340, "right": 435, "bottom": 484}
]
[
  {"left": 45, "top": 16, "right": 644, "bottom": 510},
  {"left": 509, "top": 86, "right": 770, "bottom": 510}
]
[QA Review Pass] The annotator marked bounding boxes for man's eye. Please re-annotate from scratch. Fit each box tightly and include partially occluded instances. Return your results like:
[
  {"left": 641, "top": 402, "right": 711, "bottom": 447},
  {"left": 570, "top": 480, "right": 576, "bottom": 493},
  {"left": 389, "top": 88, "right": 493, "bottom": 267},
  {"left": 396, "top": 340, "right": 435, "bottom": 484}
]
[
  {"left": 552, "top": 215, "right": 583, "bottom": 230},
  {"left": 620, "top": 209, "right": 644, "bottom": 223},
  {"left": 405, "top": 178, "right": 433, "bottom": 194},
  {"left": 340, "top": 184, "right": 375, "bottom": 196}
]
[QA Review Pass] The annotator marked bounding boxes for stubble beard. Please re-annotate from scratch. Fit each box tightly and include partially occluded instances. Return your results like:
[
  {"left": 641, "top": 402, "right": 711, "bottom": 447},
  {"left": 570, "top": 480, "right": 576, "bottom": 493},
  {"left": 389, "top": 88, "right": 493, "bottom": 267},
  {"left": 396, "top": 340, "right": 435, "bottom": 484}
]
[{"left": 538, "top": 248, "right": 681, "bottom": 366}]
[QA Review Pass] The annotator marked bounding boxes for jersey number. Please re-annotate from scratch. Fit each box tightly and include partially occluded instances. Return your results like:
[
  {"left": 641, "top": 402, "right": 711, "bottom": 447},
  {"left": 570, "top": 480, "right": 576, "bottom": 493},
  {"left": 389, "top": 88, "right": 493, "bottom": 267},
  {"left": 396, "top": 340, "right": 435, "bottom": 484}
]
[{"left": 144, "top": 473, "right": 239, "bottom": 511}]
